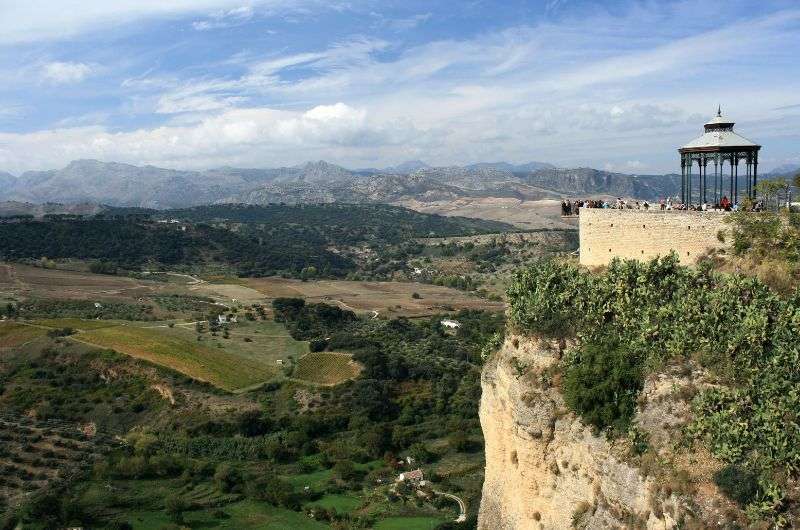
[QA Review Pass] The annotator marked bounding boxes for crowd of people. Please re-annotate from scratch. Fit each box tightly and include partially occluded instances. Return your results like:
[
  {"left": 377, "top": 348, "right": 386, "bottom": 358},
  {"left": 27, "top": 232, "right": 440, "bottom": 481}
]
[{"left": 561, "top": 196, "right": 764, "bottom": 216}]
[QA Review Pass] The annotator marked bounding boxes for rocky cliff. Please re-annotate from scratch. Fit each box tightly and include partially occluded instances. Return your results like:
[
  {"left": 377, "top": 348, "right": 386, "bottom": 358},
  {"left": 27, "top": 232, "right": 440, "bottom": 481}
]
[{"left": 479, "top": 334, "right": 735, "bottom": 530}]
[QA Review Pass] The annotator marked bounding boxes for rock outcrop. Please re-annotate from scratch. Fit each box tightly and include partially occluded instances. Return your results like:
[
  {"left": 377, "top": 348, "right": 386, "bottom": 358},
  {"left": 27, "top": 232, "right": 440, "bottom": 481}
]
[{"left": 479, "top": 335, "right": 723, "bottom": 530}]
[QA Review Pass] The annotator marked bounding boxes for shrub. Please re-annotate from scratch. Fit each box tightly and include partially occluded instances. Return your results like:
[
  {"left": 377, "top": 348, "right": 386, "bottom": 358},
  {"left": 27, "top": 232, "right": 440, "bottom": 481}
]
[
  {"left": 713, "top": 465, "right": 759, "bottom": 506},
  {"left": 562, "top": 340, "right": 643, "bottom": 434},
  {"left": 309, "top": 339, "right": 327, "bottom": 352},
  {"left": 164, "top": 495, "right": 189, "bottom": 524}
]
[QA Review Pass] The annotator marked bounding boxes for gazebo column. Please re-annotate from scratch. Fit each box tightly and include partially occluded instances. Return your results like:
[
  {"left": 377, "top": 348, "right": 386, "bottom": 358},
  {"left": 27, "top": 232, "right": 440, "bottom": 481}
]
[
  {"left": 734, "top": 155, "right": 739, "bottom": 205},
  {"left": 697, "top": 155, "right": 703, "bottom": 202},
  {"left": 687, "top": 155, "right": 692, "bottom": 205},
  {"left": 729, "top": 155, "right": 735, "bottom": 202},
  {"left": 752, "top": 152, "right": 758, "bottom": 200},
  {"left": 680, "top": 158, "right": 686, "bottom": 204},
  {"left": 713, "top": 156, "right": 719, "bottom": 205},
  {"left": 702, "top": 156, "right": 708, "bottom": 204}
]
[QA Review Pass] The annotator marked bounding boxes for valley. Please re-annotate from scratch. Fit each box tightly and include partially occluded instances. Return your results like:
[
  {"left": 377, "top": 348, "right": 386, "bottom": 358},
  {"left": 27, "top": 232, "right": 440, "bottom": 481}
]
[{"left": 0, "top": 201, "right": 563, "bottom": 528}]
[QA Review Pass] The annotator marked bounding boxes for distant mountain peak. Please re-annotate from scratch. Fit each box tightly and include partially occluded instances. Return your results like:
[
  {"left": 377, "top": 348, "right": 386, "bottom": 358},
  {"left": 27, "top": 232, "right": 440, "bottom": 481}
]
[{"left": 388, "top": 160, "right": 430, "bottom": 174}]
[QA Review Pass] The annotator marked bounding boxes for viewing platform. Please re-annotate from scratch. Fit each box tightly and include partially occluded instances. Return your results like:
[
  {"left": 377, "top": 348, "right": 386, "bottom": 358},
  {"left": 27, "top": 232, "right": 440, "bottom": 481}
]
[{"left": 578, "top": 208, "right": 729, "bottom": 267}]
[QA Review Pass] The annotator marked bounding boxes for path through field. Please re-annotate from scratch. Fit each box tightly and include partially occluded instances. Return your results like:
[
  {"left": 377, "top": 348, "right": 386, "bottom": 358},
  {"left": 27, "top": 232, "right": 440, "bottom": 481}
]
[{"left": 434, "top": 491, "right": 467, "bottom": 523}]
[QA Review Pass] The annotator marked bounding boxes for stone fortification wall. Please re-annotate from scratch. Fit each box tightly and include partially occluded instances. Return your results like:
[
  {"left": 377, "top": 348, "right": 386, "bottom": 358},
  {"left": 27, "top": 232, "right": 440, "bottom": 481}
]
[{"left": 579, "top": 209, "right": 728, "bottom": 267}]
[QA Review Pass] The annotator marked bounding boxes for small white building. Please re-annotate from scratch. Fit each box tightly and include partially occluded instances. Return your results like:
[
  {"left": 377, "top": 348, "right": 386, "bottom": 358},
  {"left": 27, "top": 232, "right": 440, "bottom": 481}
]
[
  {"left": 440, "top": 319, "right": 461, "bottom": 329},
  {"left": 397, "top": 468, "right": 424, "bottom": 484},
  {"left": 217, "top": 314, "right": 237, "bottom": 324}
]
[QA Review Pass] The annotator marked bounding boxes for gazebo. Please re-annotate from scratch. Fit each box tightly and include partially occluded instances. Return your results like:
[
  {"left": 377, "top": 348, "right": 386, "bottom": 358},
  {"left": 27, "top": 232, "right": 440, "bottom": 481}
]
[{"left": 678, "top": 107, "right": 760, "bottom": 206}]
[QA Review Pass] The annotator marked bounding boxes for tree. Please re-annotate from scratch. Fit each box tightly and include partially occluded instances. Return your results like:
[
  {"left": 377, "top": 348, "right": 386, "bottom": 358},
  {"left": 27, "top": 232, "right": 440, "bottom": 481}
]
[
  {"left": 164, "top": 495, "right": 189, "bottom": 524},
  {"left": 408, "top": 442, "right": 435, "bottom": 464},
  {"left": 756, "top": 178, "right": 791, "bottom": 211},
  {"left": 272, "top": 298, "right": 305, "bottom": 322},
  {"left": 214, "top": 463, "right": 242, "bottom": 493},
  {"left": 332, "top": 459, "right": 358, "bottom": 481}
]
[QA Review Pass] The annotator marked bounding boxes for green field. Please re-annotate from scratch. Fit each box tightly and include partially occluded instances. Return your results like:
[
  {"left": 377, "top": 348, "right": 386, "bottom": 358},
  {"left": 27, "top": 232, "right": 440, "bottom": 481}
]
[
  {"left": 0, "top": 322, "right": 47, "bottom": 348},
  {"left": 293, "top": 352, "right": 361, "bottom": 386},
  {"left": 126, "top": 500, "right": 328, "bottom": 529},
  {"left": 373, "top": 516, "right": 445, "bottom": 530},
  {"left": 31, "top": 318, "right": 120, "bottom": 330},
  {"left": 305, "top": 494, "right": 361, "bottom": 512},
  {"left": 77, "top": 325, "right": 272, "bottom": 391},
  {"left": 283, "top": 469, "right": 333, "bottom": 490}
]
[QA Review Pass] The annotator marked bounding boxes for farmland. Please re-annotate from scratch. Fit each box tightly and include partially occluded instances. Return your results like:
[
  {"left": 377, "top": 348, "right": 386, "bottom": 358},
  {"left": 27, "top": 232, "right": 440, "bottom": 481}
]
[
  {"left": 0, "top": 322, "right": 47, "bottom": 348},
  {"left": 244, "top": 277, "right": 505, "bottom": 317},
  {"left": 293, "top": 352, "right": 362, "bottom": 386},
  {"left": 74, "top": 320, "right": 308, "bottom": 392},
  {"left": 0, "top": 262, "right": 168, "bottom": 303},
  {"left": 0, "top": 416, "right": 113, "bottom": 512}
]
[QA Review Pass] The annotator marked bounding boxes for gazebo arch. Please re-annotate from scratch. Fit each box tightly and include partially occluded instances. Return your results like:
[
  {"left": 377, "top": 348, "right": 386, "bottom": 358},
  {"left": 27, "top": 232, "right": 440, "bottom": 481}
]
[{"left": 678, "top": 107, "right": 760, "bottom": 206}]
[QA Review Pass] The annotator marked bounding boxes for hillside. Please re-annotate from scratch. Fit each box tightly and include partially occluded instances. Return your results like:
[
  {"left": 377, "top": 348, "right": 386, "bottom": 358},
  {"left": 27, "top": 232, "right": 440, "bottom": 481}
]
[{"left": 0, "top": 204, "right": 515, "bottom": 278}]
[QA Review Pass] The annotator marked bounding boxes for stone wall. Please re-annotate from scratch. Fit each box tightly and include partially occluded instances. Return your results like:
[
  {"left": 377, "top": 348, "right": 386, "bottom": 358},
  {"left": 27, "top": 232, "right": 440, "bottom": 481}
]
[{"left": 578, "top": 209, "right": 728, "bottom": 267}]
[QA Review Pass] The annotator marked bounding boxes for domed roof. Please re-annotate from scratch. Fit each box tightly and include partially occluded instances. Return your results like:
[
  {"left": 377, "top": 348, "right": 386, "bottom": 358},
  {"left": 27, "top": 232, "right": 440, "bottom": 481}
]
[
  {"left": 679, "top": 106, "right": 760, "bottom": 152},
  {"left": 704, "top": 105, "right": 734, "bottom": 130}
]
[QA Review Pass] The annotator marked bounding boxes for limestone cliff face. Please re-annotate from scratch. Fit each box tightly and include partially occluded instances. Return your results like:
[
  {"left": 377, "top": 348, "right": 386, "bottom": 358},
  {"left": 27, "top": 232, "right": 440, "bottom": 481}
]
[{"left": 478, "top": 335, "right": 704, "bottom": 530}]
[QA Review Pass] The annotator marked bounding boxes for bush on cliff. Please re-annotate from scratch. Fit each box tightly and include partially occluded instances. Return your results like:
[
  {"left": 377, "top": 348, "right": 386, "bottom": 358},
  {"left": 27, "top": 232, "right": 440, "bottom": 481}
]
[{"left": 563, "top": 340, "right": 643, "bottom": 434}]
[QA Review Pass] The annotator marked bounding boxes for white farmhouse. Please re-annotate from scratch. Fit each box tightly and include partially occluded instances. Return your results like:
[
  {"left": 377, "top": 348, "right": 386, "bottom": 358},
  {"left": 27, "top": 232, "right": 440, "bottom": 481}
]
[{"left": 440, "top": 319, "right": 461, "bottom": 329}]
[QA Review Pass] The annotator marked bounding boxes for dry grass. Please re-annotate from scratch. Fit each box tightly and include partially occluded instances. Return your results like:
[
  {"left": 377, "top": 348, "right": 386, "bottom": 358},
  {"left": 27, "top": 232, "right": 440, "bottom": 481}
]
[
  {"left": 0, "top": 322, "right": 47, "bottom": 348},
  {"left": 0, "top": 262, "right": 168, "bottom": 303},
  {"left": 293, "top": 352, "right": 362, "bottom": 386},
  {"left": 243, "top": 278, "right": 504, "bottom": 317}
]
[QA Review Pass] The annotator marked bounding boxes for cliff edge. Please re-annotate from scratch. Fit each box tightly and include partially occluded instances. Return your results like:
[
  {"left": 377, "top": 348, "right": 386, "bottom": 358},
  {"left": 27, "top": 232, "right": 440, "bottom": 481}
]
[{"left": 479, "top": 334, "right": 733, "bottom": 530}]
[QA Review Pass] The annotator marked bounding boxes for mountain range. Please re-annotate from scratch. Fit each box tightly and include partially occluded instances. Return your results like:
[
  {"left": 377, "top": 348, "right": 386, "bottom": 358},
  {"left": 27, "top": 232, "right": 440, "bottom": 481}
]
[{"left": 1, "top": 159, "right": 796, "bottom": 210}]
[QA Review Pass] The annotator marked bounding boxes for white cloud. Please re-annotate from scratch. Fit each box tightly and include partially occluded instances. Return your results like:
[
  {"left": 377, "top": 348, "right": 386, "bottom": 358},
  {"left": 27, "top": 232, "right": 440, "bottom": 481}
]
[
  {"left": 193, "top": 5, "right": 254, "bottom": 31},
  {"left": 0, "top": 0, "right": 326, "bottom": 45},
  {"left": 0, "top": 103, "right": 420, "bottom": 173},
  {"left": 387, "top": 13, "right": 431, "bottom": 32},
  {"left": 41, "top": 62, "right": 93, "bottom": 84}
]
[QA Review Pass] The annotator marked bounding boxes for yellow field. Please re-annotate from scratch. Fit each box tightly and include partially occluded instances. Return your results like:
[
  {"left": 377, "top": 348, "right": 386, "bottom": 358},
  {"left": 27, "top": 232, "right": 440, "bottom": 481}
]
[
  {"left": 76, "top": 325, "right": 279, "bottom": 391},
  {"left": 293, "top": 352, "right": 362, "bottom": 386},
  {"left": 0, "top": 322, "right": 47, "bottom": 348}
]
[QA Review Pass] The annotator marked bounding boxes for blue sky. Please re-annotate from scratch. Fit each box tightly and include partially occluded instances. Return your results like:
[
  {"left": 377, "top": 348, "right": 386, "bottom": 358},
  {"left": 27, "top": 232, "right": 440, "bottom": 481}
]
[{"left": 0, "top": 0, "right": 798, "bottom": 174}]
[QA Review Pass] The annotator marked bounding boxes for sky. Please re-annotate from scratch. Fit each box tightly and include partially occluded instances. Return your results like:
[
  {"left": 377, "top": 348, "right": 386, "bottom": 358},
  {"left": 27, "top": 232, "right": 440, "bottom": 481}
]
[{"left": 0, "top": 0, "right": 798, "bottom": 175}]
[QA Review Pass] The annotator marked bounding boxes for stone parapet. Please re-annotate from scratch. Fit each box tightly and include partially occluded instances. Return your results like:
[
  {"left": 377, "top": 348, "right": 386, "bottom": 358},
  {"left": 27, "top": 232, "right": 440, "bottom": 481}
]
[{"left": 578, "top": 208, "right": 728, "bottom": 267}]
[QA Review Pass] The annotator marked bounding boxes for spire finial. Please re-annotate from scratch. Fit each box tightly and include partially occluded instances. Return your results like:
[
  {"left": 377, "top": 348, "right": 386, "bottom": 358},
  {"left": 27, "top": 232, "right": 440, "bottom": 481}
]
[{"left": 717, "top": 104, "right": 722, "bottom": 117}]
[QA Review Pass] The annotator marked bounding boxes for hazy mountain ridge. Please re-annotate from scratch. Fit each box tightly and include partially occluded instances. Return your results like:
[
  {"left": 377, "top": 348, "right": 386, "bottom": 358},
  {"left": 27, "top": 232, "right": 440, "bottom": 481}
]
[{"left": 1, "top": 158, "right": 688, "bottom": 209}]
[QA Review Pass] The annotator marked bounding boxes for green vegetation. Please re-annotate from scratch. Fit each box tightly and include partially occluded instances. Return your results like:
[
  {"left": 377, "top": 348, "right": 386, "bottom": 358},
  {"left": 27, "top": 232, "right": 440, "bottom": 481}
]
[
  {"left": 30, "top": 318, "right": 119, "bottom": 331},
  {"left": 0, "top": 344, "right": 169, "bottom": 430},
  {"left": 152, "top": 294, "right": 216, "bottom": 313},
  {"left": 508, "top": 254, "right": 800, "bottom": 524},
  {"left": 715, "top": 209, "right": 800, "bottom": 293},
  {"left": 6, "top": 298, "right": 155, "bottom": 321},
  {"left": 562, "top": 340, "right": 642, "bottom": 433},
  {"left": 0, "top": 218, "right": 355, "bottom": 278},
  {"left": 156, "top": 203, "right": 513, "bottom": 242},
  {"left": 714, "top": 465, "right": 760, "bottom": 507},
  {"left": 0, "top": 204, "right": 514, "bottom": 280},
  {"left": 373, "top": 516, "right": 444, "bottom": 529},
  {"left": 1, "top": 299, "right": 501, "bottom": 528}
]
